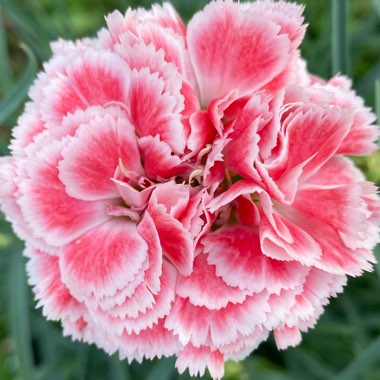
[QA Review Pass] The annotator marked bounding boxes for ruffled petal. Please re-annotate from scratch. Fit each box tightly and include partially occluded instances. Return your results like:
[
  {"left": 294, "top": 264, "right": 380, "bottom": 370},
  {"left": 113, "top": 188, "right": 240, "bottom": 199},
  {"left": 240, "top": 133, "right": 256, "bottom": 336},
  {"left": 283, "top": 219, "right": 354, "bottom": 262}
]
[
  {"left": 26, "top": 247, "right": 84, "bottom": 322},
  {"left": 18, "top": 139, "right": 110, "bottom": 246},
  {"left": 187, "top": 0, "right": 291, "bottom": 105},
  {"left": 203, "top": 225, "right": 309, "bottom": 295},
  {"left": 60, "top": 219, "right": 148, "bottom": 300},
  {"left": 176, "top": 344, "right": 224, "bottom": 380},
  {"left": 40, "top": 49, "right": 130, "bottom": 128},
  {"left": 148, "top": 184, "right": 194, "bottom": 276},
  {"left": 176, "top": 252, "right": 250, "bottom": 310},
  {"left": 59, "top": 110, "right": 142, "bottom": 201}
]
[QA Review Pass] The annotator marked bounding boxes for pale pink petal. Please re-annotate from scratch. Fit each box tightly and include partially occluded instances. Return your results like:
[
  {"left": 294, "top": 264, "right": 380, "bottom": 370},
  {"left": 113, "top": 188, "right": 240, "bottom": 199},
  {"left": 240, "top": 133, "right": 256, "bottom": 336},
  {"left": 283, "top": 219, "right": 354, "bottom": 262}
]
[
  {"left": 176, "top": 344, "right": 224, "bottom": 380},
  {"left": 224, "top": 95, "right": 269, "bottom": 183},
  {"left": 18, "top": 140, "right": 110, "bottom": 246},
  {"left": 187, "top": 111, "right": 216, "bottom": 156},
  {"left": 115, "top": 318, "right": 181, "bottom": 362},
  {"left": 259, "top": 209, "right": 322, "bottom": 266},
  {"left": 26, "top": 247, "right": 84, "bottom": 322},
  {"left": 176, "top": 253, "right": 250, "bottom": 310},
  {"left": 273, "top": 325, "right": 302, "bottom": 350},
  {"left": 265, "top": 104, "right": 352, "bottom": 202},
  {"left": 150, "top": 3, "right": 186, "bottom": 36},
  {"left": 283, "top": 268, "right": 347, "bottom": 329},
  {"left": 207, "top": 180, "right": 263, "bottom": 214},
  {"left": 9, "top": 103, "right": 46, "bottom": 157},
  {"left": 138, "top": 135, "right": 183, "bottom": 180},
  {"left": 129, "top": 67, "right": 186, "bottom": 154},
  {"left": 276, "top": 204, "right": 376, "bottom": 276},
  {"left": 112, "top": 179, "right": 155, "bottom": 210},
  {"left": 60, "top": 219, "right": 148, "bottom": 300},
  {"left": 148, "top": 185, "right": 194, "bottom": 276},
  {"left": 94, "top": 261, "right": 177, "bottom": 335},
  {"left": 220, "top": 327, "right": 269, "bottom": 360},
  {"left": 137, "top": 211, "right": 162, "bottom": 294},
  {"left": 310, "top": 78, "right": 379, "bottom": 155},
  {"left": 165, "top": 291, "right": 270, "bottom": 348},
  {"left": 59, "top": 111, "right": 142, "bottom": 201},
  {"left": 187, "top": 0, "right": 291, "bottom": 105},
  {"left": 178, "top": 189, "right": 208, "bottom": 239},
  {"left": 41, "top": 50, "right": 130, "bottom": 128},
  {"left": 247, "top": 0, "right": 306, "bottom": 49},
  {"left": 307, "top": 156, "right": 365, "bottom": 186},
  {"left": 203, "top": 225, "right": 309, "bottom": 295}
]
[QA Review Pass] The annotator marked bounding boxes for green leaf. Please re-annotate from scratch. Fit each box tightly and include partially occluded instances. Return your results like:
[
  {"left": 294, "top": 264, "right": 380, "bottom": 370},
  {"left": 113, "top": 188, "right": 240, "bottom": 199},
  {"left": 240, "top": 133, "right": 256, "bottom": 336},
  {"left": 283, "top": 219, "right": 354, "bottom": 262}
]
[
  {"left": 146, "top": 357, "right": 176, "bottom": 380},
  {"left": 374, "top": 244, "right": 380, "bottom": 277},
  {"left": 331, "top": 0, "right": 348, "bottom": 75},
  {"left": 283, "top": 350, "right": 335, "bottom": 380},
  {"left": 0, "top": 0, "right": 13, "bottom": 94},
  {"left": 375, "top": 79, "right": 380, "bottom": 125},
  {"left": 0, "top": 43, "right": 37, "bottom": 124},
  {"left": 9, "top": 252, "right": 35, "bottom": 380},
  {"left": 110, "top": 355, "right": 132, "bottom": 380},
  {"left": 334, "top": 336, "right": 380, "bottom": 380}
]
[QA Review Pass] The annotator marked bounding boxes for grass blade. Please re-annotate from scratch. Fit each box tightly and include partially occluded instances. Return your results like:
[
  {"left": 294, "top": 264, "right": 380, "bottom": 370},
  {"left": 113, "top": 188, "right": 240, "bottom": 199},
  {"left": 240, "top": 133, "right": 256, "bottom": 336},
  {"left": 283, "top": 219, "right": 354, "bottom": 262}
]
[
  {"left": 331, "top": 0, "right": 348, "bottom": 75},
  {"left": 0, "top": 43, "right": 36, "bottom": 124},
  {"left": 110, "top": 355, "right": 132, "bottom": 380},
  {"left": 146, "top": 357, "right": 176, "bottom": 380},
  {"left": 0, "top": 0, "right": 13, "bottom": 94},
  {"left": 375, "top": 79, "right": 380, "bottom": 124},
  {"left": 334, "top": 336, "right": 380, "bottom": 380},
  {"left": 374, "top": 244, "right": 380, "bottom": 277},
  {"left": 9, "top": 252, "right": 35, "bottom": 380}
]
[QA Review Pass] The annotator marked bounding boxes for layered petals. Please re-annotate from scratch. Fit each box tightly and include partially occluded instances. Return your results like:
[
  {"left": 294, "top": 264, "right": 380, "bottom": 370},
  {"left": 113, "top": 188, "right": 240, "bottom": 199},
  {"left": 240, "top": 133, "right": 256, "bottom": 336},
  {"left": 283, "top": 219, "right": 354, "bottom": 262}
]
[{"left": 0, "top": 1, "right": 378, "bottom": 379}]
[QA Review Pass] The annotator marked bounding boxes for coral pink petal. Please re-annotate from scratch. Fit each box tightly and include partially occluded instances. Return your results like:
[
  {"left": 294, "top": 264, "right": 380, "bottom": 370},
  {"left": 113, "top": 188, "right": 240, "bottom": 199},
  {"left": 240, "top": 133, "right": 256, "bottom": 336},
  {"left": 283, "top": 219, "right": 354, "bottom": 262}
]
[
  {"left": 259, "top": 210, "right": 322, "bottom": 266},
  {"left": 138, "top": 135, "right": 183, "bottom": 180},
  {"left": 247, "top": 0, "right": 306, "bottom": 49},
  {"left": 165, "top": 291, "right": 270, "bottom": 348},
  {"left": 10, "top": 103, "right": 46, "bottom": 157},
  {"left": 278, "top": 205, "right": 375, "bottom": 276},
  {"left": 129, "top": 68, "right": 185, "bottom": 154},
  {"left": 267, "top": 105, "right": 352, "bottom": 202},
  {"left": 224, "top": 95, "right": 270, "bottom": 183},
  {"left": 187, "top": 111, "right": 216, "bottom": 156},
  {"left": 176, "top": 253, "right": 250, "bottom": 310},
  {"left": 176, "top": 344, "right": 224, "bottom": 380},
  {"left": 208, "top": 180, "right": 263, "bottom": 214},
  {"left": 41, "top": 50, "right": 130, "bottom": 127},
  {"left": 18, "top": 140, "right": 110, "bottom": 247},
  {"left": 150, "top": 3, "right": 186, "bottom": 36},
  {"left": 59, "top": 112, "right": 142, "bottom": 201},
  {"left": 203, "top": 225, "right": 309, "bottom": 295},
  {"left": 112, "top": 179, "right": 155, "bottom": 210},
  {"left": 26, "top": 247, "right": 84, "bottom": 322},
  {"left": 94, "top": 261, "right": 177, "bottom": 335},
  {"left": 137, "top": 211, "right": 163, "bottom": 294},
  {"left": 148, "top": 186, "right": 194, "bottom": 276},
  {"left": 307, "top": 156, "right": 365, "bottom": 186},
  {"left": 60, "top": 219, "right": 148, "bottom": 301},
  {"left": 115, "top": 318, "right": 181, "bottom": 362},
  {"left": 187, "top": 0, "right": 290, "bottom": 105}
]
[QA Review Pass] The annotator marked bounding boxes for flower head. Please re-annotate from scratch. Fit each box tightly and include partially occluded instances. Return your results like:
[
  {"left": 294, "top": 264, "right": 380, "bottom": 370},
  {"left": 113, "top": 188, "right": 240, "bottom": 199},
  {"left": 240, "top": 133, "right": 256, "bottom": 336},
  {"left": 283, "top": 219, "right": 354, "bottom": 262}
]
[{"left": 0, "top": 1, "right": 379, "bottom": 379}]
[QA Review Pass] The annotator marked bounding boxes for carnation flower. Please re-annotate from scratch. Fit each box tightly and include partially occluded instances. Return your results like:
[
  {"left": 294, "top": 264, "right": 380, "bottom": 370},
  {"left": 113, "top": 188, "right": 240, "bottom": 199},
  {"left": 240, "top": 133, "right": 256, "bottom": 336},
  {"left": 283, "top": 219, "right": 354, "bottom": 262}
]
[{"left": 0, "top": 1, "right": 379, "bottom": 379}]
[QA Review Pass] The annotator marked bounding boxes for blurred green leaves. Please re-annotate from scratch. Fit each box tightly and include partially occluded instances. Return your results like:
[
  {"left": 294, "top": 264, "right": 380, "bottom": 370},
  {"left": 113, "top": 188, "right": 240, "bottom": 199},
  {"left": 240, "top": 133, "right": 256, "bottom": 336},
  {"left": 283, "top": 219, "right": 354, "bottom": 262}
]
[{"left": 0, "top": 43, "right": 37, "bottom": 124}]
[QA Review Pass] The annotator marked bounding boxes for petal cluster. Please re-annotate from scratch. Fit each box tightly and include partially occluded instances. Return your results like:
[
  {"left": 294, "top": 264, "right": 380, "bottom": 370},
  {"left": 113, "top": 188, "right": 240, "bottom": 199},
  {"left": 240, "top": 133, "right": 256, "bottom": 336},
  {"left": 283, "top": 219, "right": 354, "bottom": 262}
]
[{"left": 0, "top": 1, "right": 379, "bottom": 379}]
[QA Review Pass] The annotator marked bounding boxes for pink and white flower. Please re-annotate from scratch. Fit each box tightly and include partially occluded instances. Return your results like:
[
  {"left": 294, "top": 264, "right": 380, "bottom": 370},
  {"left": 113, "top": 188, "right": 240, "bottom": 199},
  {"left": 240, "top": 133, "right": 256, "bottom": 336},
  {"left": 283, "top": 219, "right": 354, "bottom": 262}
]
[{"left": 0, "top": 1, "right": 379, "bottom": 379}]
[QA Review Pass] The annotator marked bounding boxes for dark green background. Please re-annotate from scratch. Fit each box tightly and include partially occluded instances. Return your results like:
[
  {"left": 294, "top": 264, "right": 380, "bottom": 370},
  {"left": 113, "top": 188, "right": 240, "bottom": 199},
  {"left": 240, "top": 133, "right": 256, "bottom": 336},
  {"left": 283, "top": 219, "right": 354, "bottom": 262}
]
[{"left": 0, "top": 0, "right": 380, "bottom": 379}]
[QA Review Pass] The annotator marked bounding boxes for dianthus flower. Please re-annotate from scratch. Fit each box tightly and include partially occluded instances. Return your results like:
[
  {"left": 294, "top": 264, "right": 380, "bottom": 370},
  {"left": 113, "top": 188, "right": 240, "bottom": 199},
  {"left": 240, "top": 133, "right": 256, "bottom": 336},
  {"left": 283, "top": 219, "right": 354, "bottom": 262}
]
[{"left": 0, "top": 1, "right": 379, "bottom": 379}]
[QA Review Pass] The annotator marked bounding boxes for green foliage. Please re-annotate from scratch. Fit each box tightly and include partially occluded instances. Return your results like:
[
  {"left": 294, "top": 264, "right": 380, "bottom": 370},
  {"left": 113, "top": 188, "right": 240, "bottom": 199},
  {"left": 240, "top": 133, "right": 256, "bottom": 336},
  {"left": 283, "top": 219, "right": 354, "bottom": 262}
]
[{"left": 0, "top": 1, "right": 379, "bottom": 379}]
